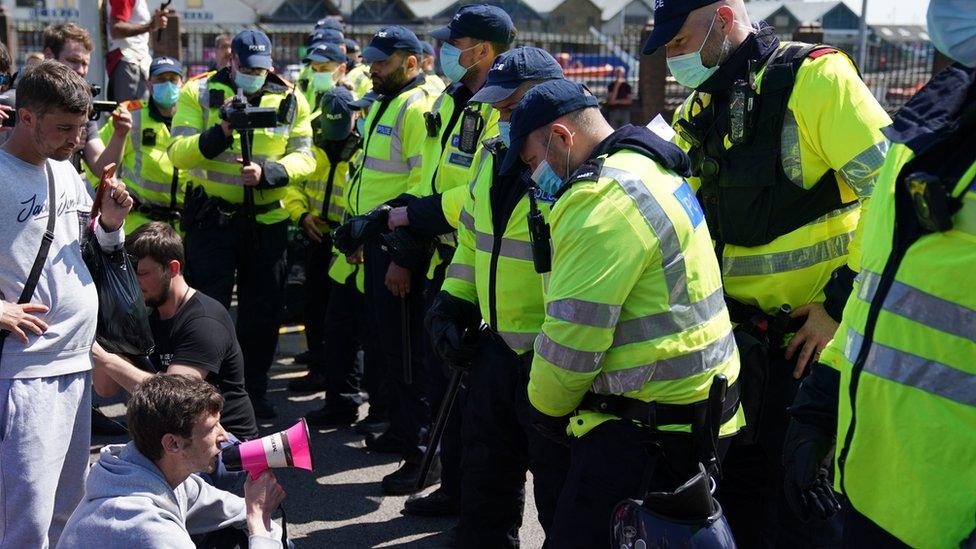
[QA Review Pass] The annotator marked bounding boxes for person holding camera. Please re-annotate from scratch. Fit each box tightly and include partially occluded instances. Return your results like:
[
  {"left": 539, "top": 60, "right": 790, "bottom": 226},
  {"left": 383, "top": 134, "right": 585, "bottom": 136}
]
[
  {"left": 99, "top": 56, "right": 185, "bottom": 230},
  {"left": 168, "top": 29, "right": 315, "bottom": 420},
  {"left": 0, "top": 60, "right": 132, "bottom": 548},
  {"left": 58, "top": 375, "right": 286, "bottom": 548}
]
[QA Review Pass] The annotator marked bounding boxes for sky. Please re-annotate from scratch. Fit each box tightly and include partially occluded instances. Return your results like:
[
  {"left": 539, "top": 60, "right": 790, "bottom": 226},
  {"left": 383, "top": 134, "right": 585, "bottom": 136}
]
[{"left": 841, "top": 0, "right": 930, "bottom": 25}]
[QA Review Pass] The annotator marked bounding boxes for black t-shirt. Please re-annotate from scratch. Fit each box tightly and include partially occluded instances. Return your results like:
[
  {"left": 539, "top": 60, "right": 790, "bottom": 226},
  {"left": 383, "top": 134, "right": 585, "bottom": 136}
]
[{"left": 150, "top": 291, "right": 259, "bottom": 440}]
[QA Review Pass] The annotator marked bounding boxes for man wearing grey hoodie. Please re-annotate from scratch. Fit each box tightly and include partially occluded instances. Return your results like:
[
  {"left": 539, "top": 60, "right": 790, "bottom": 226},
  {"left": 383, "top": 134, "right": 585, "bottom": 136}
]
[{"left": 58, "top": 375, "right": 286, "bottom": 548}]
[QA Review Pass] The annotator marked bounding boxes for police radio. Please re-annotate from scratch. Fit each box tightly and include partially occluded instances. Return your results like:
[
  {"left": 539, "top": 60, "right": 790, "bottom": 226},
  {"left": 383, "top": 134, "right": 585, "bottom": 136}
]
[
  {"left": 457, "top": 106, "right": 485, "bottom": 154},
  {"left": 903, "top": 172, "right": 961, "bottom": 233},
  {"left": 527, "top": 184, "right": 552, "bottom": 274},
  {"left": 729, "top": 60, "right": 757, "bottom": 145}
]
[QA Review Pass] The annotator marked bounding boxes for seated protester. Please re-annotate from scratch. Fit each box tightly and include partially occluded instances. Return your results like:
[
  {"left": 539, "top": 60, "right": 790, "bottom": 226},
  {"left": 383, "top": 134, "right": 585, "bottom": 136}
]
[
  {"left": 58, "top": 375, "right": 286, "bottom": 548},
  {"left": 92, "top": 222, "right": 259, "bottom": 444}
]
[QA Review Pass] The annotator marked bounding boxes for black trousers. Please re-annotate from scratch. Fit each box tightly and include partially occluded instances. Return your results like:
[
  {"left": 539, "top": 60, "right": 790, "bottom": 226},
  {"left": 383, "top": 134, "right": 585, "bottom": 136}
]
[
  {"left": 320, "top": 277, "right": 364, "bottom": 413},
  {"left": 841, "top": 506, "right": 909, "bottom": 548},
  {"left": 363, "top": 241, "right": 430, "bottom": 463},
  {"left": 185, "top": 219, "right": 288, "bottom": 401},
  {"left": 457, "top": 334, "right": 570, "bottom": 549},
  {"left": 548, "top": 419, "right": 715, "bottom": 549},
  {"left": 717, "top": 347, "right": 842, "bottom": 548},
  {"left": 422, "top": 255, "right": 462, "bottom": 499},
  {"left": 304, "top": 237, "right": 333, "bottom": 370}
]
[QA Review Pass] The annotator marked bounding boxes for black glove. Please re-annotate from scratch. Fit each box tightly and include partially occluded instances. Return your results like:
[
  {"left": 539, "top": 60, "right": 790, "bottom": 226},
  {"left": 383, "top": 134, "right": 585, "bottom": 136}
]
[
  {"left": 528, "top": 405, "right": 572, "bottom": 447},
  {"left": 424, "top": 292, "right": 481, "bottom": 367},
  {"left": 332, "top": 205, "right": 390, "bottom": 255},
  {"left": 380, "top": 227, "right": 434, "bottom": 272},
  {"left": 783, "top": 419, "right": 842, "bottom": 521}
]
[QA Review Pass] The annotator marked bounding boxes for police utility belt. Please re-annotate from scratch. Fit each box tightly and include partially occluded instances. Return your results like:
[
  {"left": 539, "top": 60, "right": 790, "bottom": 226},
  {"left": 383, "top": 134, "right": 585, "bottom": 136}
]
[
  {"left": 579, "top": 381, "right": 740, "bottom": 431},
  {"left": 183, "top": 183, "right": 277, "bottom": 229}
]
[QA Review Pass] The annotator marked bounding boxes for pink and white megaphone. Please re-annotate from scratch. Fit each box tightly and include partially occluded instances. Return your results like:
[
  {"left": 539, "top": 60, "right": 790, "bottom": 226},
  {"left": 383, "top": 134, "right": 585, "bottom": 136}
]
[{"left": 222, "top": 418, "right": 314, "bottom": 479}]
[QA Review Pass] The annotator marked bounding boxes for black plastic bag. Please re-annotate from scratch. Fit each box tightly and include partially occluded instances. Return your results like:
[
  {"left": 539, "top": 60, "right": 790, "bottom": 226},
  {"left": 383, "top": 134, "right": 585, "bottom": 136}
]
[{"left": 82, "top": 227, "right": 155, "bottom": 356}]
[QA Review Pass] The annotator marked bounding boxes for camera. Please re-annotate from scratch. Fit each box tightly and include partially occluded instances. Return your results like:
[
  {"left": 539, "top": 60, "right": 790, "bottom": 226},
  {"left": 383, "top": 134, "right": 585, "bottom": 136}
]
[
  {"left": 88, "top": 83, "right": 118, "bottom": 121},
  {"left": 219, "top": 93, "right": 279, "bottom": 130}
]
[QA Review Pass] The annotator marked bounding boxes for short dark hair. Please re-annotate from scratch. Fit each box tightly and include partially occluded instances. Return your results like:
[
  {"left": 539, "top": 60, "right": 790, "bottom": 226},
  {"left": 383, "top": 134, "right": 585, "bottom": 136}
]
[
  {"left": 128, "top": 375, "right": 224, "bottom": 461},
  {"left": 490, "top": 26, "right": 517, "bottom": 58},
  {"left": 42, "top": 23, "right": 93, "bottom": 57},
  {"left": 15, "top": 60, "right": 91, "bottom": 116},
  {"left": 125, "top": 222, "right": 185, "bottom": 269}
]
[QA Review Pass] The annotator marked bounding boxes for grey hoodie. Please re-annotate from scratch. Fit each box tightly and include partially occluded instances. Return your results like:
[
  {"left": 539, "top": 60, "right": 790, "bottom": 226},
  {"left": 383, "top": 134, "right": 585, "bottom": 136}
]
[{"left": 57, "top": 443, "right": 282, "bottom": 549}]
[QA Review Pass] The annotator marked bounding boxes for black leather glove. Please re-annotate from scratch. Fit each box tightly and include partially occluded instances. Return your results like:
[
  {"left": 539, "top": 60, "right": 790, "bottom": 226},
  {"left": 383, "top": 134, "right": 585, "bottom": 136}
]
[
  {"left": 425, "top": 292, "right": 481, "bottom": 367},
  {"left": 528, "top": 405, "right": 572, "bottom": 447},
  {"left": 332, "top": 205, "right": 390, "bottom": 255},
  {"left": 380, "top": 227, "right": 434, "bottom": 272},
  {"left": 783, "top": 419, "right": 842, "bottom": 521}
]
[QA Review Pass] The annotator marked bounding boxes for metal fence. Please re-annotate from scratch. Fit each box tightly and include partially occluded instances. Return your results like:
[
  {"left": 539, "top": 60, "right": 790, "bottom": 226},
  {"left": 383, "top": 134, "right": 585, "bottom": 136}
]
[{"left": 10, "top": 19, "right": 934, "bottom": 116}]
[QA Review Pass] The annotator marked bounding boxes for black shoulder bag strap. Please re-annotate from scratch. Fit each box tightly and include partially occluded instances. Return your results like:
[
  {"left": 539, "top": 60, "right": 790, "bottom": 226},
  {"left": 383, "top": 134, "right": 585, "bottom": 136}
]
[{"left": 0, "top": 161, "right": 58, "bottom": 355}]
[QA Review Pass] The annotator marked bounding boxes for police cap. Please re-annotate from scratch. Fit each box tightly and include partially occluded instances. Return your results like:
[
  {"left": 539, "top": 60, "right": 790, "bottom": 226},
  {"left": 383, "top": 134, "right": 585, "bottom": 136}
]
[
  {"left": 430, "top": 4, "right": 515, "bottom": 44},
  {"left": 470, "top": 46, "right": 564, "bottom": 104},
  {"left": 362, "top": 26, "right": 422, "bottom": 64}
]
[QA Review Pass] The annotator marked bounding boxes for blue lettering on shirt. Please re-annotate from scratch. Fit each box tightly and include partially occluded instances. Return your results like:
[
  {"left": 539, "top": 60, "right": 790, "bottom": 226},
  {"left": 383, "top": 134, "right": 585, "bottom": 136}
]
[
  {"left": 448, "top": 153, "right": 473, "bottom": 168},
  {"left": 673, "top": 180, "right": 704, "bottom": 228},
  {"left": 451, "top": 134, "right": 460, "bottom": 148},
  {"left": 534, "top": 186, "right": 556, "bottom": 205},
  {"left": 376, "top": 125, "right": 393, "bottom": 136}
]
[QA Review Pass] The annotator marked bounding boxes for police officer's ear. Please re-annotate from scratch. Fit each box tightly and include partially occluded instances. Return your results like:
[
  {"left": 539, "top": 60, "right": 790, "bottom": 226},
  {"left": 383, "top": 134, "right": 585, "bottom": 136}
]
[
  {"left": 714, "top": 5, "right": 738, "bottom": 38},
  {"left": 334, "top": 63, "right": 347, "bottom": 80},
  {"left": 550, "top": 122, "right": 576, "bottom": 149},
  {"left": 404, "top": 53, "right": 419, "bottom": 72}
]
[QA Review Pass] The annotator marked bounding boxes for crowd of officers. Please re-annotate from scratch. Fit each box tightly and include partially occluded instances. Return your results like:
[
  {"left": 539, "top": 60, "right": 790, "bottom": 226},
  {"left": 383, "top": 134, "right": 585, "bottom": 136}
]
[{"left": 68, "top": 0, "right": 975, "bottom": 545}]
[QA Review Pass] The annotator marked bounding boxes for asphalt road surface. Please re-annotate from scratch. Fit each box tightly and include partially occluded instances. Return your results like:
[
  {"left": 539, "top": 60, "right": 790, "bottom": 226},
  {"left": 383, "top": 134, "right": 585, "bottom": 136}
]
[{"left": 92, "top": 329, "right": 545, "bottom": 548}]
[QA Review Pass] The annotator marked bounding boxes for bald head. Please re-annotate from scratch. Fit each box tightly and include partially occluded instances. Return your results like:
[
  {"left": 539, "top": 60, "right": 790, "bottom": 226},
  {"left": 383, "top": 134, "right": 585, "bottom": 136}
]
[{"left": 666, "top": 0, "right": 752, "bottom": 65}]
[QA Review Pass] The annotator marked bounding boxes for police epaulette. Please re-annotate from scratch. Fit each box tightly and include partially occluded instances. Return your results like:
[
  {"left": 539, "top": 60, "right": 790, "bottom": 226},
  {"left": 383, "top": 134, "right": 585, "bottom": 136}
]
[
  {"left": 122, "top": 99, "right": 143, "bottom": 111},
  {"left": 566, "top": 157, "right": 605, "bottom": 186}
]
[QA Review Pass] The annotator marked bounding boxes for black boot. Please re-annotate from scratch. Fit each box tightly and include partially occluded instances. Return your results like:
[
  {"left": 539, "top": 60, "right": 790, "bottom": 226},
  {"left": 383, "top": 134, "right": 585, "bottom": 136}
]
[
  {"left": 306, "top": 405, "right": 358, "bottom": 428},
  {"left": 382, "top": 459, "right": 440, "bottom": 495},
  {"left": 287, "top": 371, "right": 328, "bottom": 393},
  {"left": 402, "top": 487, "right": 459, "bottom": 516}
]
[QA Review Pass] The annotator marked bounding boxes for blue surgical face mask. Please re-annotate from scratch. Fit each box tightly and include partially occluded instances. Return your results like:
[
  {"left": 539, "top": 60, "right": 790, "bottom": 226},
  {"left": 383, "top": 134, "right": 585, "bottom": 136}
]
[
  {"left": 497, "top": 120, "right": 511, "bottom": 147},
  {"left": 235, "top": 71, "right": 266, "bottom": 94},
  {"left": 928, "top": 0, "right": 976, "bottom": 68},
  {"left": 439, "top": 42, "right": 482, "bottom": 82},
  {"left": 666, "top": 14, "right": 729, "bottom": 89},
  {"left": 151, "top": 81, "right": 180, "bottom": 109},
  {"left": 356, "top": 116, "right": 366, "bottom": 136},
  {"left": 531, "top": 131, "right": 573, "bottom": 197}
]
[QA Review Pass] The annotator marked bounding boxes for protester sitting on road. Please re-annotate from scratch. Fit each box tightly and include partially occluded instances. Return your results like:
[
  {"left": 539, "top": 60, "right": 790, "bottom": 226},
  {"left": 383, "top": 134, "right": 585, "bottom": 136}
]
[
  {"left": 58, "top": 375, "right": 286, "bottom": 548},
  {"left": 92, "top": 222, "right": 260, "bottom": 444}
]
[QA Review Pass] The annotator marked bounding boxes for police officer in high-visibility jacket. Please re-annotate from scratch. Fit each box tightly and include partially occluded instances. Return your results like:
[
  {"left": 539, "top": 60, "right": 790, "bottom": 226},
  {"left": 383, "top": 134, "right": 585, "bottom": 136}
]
[
  {"left": 168, "top": 29, "right": 315, "bottom": 419},
  {"left": 644, "top": 0, "right": 892, "bottom": 544},
  {"left": 384, "top": 3, "right": 513, "bottom": 517},
  {"left": 299, "top": 43, "right": 348, "bottom": 117},
  {"left": 507, "top": 79, "right": 742, "bottom": 548},
  {"left": 297, "top": 28, "right": 345, "bottom": 104},
  {"left": 344, "top": 38, "right": 373, "bottom": 100},
  {"left": 99, "top": 56, "right": 184, "bottom": 230},
  {"left": 337, "top": 26, "right": 437, "bottom": 494},
  {"left": 431, "top": 47, "right": 569, "bottom": 546},
  {"left": 784, "top": 2, "right": 976, "bottom": 546}
]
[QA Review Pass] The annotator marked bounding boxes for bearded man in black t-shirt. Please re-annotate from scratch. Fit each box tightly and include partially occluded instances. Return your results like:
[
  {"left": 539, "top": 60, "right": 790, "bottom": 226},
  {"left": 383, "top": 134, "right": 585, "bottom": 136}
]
[{"left": 92, "top": 222, "right": 259, "bottom": 442}]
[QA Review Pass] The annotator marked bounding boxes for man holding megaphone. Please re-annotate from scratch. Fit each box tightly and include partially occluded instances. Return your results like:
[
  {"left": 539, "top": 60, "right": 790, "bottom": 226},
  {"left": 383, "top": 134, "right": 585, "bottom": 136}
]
[{"left": 59, "top": 375, "right": 287, "bottom": 548}]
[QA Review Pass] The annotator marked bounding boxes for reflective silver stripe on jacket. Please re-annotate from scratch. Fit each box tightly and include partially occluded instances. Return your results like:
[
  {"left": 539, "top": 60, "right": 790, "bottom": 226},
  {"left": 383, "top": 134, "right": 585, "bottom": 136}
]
[
  {"left": 839, "top": 140, "right": 889, "bottom": 198},
  {"left": 171, "top": 126, "right": 199, "bottom": 138},
  {"left": 129, "top": 110, "right": 144, "bottom": 186},
  {"left": 590, "top": 331, "right": 737, "bottom": 394},
  {"left": 363, "top": 157, "right": 410, "bottom": 174},
  {"left": 459, "top": 209, "right": 476, "bottom": 232},
  {"left": 287, "top": 136, "right": 312, "bottom": 152},
  {"left": 446, "top": 263, "right": 475, "bottom": 283},
  {"left": 377, "top": 88, "right": 427, "bottom": 172},
  {"left": 857, "top": 270, "right": 976, "bottom": 342},
  {"left": 601, "top": 166, "right": 728, "bottom": 340},
  {"left": 547, "top": 299, "right": 621, "bottom": 329},
  {"left": 117, "top": 164, "right": 173, "bottom": 195},
  {"left": 721, "top": 231, "right": 854, "bottom": 277},
  {"left": 198, "top": 78, "right": 211, "bottom": 129},
  {"left": 475, "top": 232, "right": 534, "bottom": 261},
  {"left": 844, "top": 329, "right": 976, "bottom": 407},
  {"left": 535, "top": 333, "right": 603, "bottom": 373},
  {"left": 470, "top": 151, "right": 490, "bottom": 199}
]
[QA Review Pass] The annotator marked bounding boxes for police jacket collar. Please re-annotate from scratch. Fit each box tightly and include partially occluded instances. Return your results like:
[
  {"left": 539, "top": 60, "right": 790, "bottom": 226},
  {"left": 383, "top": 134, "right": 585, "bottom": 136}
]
[
  {"left": 697, "top": 24, "right": 779, "bottom": 95},
  {"left": 447, "top": 80, "right": 474, "bottom": 105},
  {"left": 211, "top": 67, "right": 291, "bottom": 97},
  {"left": 377, "top": 73, "right": 427, "bottom": 104},
  {"left": 147, "top": 98, "right": 173, "bottom": 125},
  {"left": 567, "top": 124, "right": 692, "bottom": 190},
  {"left": 882, "top": 63, "right": 976, "bottom": 153}
]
